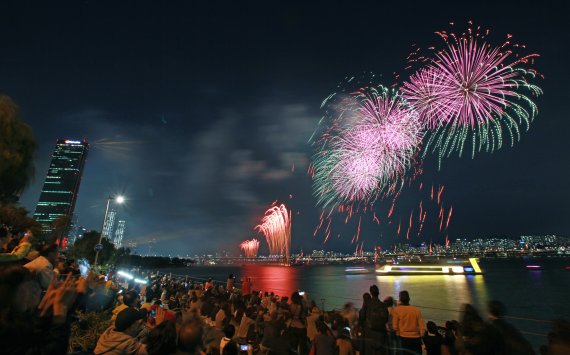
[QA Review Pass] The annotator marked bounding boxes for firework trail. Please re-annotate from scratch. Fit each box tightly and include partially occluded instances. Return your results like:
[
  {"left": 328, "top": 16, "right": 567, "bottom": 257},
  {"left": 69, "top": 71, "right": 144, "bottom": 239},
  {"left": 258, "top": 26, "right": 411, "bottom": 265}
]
[
  {"left": 255, "top": 203, "right": 291, "bottom": 261},
  {"left": 402, "top": 24, "right": 542, "bottom": 161},
  {"left": 311, "top": 84, "right": 423, "bottom": 209},
  {"left": 240, "top": 239, "right": 260, "bottom": 258}
]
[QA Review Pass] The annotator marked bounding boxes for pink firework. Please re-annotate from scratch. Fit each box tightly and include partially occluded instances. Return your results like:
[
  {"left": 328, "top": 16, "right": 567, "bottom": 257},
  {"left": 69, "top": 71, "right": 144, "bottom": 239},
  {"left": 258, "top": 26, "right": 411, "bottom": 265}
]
[
  {"left": 255, "top": 203, "right": 291, "bottom": 260},
  {"left": 402, "top": 25, "right": 542, "bottom": 158},
  {"left": 312, "top": 86, "right": 423, "bottom": 208},
  {"left": 240, "top": 239, "right": 260, "bottom": 258},
  {"left": 401, "top": 67, "right": 455, "bottom": 128}
]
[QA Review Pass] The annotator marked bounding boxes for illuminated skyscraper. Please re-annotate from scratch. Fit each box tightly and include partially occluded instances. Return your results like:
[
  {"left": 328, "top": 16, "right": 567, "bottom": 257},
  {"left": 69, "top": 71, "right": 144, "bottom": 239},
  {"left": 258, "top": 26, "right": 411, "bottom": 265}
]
[
  {"left": 102, "top": 209, "right": 117, "bottom": 241},
  {"left": 34, "top": 139, "right": 89, "bottom": 236},
  {"left": 114, "top": 220, "right": 126, "bottom": 247}
]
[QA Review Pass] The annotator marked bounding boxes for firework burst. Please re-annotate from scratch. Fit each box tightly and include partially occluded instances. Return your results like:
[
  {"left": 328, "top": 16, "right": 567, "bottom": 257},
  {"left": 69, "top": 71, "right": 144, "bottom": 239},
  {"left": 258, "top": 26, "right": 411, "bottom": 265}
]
[
  {"left": 255, "top": 203, "right": 291, "bottom": 260},
  {"left": 240, "top": 239, "right": 260, "bottom": 258},
  {"left": 402, "top": 25, "right": 542, "bottom": 160},
  {"left": 312, "top": 85, "right": 423, "bottom": 209}
]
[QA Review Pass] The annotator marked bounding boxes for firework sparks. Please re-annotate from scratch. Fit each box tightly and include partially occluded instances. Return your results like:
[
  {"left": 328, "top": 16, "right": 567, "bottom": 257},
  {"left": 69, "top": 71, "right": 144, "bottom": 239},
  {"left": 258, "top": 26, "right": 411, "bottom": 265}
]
[
  {"left": 311, "top": 85, "right": 423, "bottom": 209},
  {"left": 255, "top": 203, "right": 291, "bottom": 261},
  {"left": 402, "top": 25, "right": 542, "bottom": 160},
  {"left": 240, "top": 239, "right": 260, "bottom": 258}
]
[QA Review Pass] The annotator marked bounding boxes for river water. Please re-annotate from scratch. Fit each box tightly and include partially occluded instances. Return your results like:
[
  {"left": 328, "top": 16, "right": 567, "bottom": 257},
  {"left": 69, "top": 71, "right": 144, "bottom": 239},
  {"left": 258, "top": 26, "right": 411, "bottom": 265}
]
[{"left": 158, "top": 257, "right": 570, "bottom": 348}]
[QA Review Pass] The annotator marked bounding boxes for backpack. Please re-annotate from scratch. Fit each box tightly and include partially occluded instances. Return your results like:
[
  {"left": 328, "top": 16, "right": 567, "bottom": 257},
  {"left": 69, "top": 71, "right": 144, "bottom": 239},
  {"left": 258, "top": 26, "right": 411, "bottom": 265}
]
[{"left": 365, "top": 298, "right": 388, "bottom": 331}]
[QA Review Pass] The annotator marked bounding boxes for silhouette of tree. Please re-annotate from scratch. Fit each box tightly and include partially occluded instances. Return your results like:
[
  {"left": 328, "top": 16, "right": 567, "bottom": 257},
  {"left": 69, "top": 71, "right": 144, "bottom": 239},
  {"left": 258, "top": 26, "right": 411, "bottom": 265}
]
[
  {"left": 0, "top": 95, "right": 36, "bottom": 204},
  {"left": 71, "top": 230, "right": 116, "bottom": 264},
  {"left": 0, "top": 204, "right": 41, "bottom": 234}
]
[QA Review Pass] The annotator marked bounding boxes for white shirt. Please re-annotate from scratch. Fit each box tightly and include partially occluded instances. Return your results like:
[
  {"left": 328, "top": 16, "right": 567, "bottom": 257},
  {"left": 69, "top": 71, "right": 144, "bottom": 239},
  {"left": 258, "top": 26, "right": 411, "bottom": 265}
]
[{"left": 24, "top": 256, "right": 54, "bottom": 290}]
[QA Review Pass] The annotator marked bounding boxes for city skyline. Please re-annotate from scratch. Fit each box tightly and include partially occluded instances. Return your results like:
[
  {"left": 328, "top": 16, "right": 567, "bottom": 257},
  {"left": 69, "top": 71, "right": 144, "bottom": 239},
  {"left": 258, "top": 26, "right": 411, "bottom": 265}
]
[{"left": 2, "top": 1, "right": 569, "bottom": 255}]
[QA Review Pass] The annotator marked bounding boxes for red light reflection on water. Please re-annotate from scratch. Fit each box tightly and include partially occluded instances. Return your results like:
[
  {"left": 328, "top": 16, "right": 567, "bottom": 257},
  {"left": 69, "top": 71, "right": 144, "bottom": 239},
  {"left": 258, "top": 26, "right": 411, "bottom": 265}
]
[{"left": 241, "top": 265, "right": 299, "bottom": 298}]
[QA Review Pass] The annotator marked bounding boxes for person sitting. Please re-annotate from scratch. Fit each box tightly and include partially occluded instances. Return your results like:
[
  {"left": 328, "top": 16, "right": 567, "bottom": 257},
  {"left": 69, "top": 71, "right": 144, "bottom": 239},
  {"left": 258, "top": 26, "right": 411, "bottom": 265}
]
[
  {"left": 0, "top": 228, "right": 33, "bottom": 263},
  {"left": 147, "top": 320, "right": 177, "bottom": 355},
  {"left": 112, "top": 290, "right": 139, "bottom": 322},
  {"left": 220, "top": 324, "right": 235, "bottom": 354},
  {"left": 177, "top": 320, "right": 204, "bottom": 355},
  {"left": 336, "top": 327, "right": 355, "bottom": 355},
  {"left": 94, "top": 307, "right": 148, "bottom": 355},
  {"left": 24, "top": 243, "right": 58, "bottom": 290},
  {"left": 423, "top": 321, "right": 443, "bottom": 355},
  {"left": 0, "top": 264, "right": 82, "bottom": 355},
  {"left": 313, "top": 321, "right": 335, "bottom": 355}
]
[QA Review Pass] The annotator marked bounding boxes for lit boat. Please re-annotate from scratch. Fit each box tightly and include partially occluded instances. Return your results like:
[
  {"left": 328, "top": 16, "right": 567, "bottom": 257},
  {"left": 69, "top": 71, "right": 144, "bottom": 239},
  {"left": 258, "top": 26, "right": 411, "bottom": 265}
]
[
  {"left": 345, "top": 266, "right": 371, "bottom": 274},
  {"left": 526, "top": 265, "right": 542, "bottom": 270},
  {"left": 376, "top": 258, "right": 483, "bottom": 275}
]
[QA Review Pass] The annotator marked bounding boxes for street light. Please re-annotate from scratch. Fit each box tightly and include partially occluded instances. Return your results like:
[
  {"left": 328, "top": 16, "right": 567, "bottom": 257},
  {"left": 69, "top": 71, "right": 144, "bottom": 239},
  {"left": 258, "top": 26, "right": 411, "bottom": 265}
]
[{"left": 94, "top": 195, "right": 124, "bottom": 266}]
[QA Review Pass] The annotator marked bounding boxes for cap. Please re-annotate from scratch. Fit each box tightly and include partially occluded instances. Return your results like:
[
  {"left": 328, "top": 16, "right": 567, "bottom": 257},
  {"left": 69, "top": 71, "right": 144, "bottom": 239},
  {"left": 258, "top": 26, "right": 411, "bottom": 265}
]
[{"left": 115, "top": 308, "right": 146, "bottom": 331}]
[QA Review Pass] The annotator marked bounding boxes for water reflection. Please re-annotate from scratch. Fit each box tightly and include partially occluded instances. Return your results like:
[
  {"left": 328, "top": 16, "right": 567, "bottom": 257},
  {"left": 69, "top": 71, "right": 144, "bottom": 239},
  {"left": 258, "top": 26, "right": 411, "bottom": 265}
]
[{"left": 241, "top": 265, "right": 299, "bottom": 298}]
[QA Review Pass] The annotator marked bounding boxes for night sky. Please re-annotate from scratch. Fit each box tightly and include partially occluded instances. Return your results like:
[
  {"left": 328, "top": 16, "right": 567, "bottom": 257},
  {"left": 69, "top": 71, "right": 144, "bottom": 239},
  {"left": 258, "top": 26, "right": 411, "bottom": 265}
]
[{"left": 1, "top": 1, "right": 569, "bottom": 256}]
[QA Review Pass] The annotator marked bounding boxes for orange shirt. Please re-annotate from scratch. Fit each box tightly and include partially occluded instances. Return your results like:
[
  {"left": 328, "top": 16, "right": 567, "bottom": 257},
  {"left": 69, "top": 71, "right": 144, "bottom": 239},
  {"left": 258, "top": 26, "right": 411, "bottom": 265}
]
[{"left": 392, "top": 305, "right": 425, "bottom": 338}]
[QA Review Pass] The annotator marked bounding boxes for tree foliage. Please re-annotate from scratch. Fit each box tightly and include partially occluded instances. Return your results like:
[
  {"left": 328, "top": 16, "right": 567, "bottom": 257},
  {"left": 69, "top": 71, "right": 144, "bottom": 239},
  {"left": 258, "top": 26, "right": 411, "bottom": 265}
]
[
  {"left": 70, "top": 230, "right": 116, "bottom": 264},
  {"left": 0, "top": 95, "right": 36, "bottom": 204},
  {"left": 0, "top": 204, "right": 41, "bottom": 234}
]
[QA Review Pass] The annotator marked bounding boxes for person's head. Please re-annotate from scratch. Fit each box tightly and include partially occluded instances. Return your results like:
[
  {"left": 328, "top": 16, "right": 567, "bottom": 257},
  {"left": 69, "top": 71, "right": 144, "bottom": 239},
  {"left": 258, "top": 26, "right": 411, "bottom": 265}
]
[
  {"left": 426, "top": 321, "right": 438, "bottom": 335},
  {"left": 177, "top": 320, "right": 204, "bottom": 354},
  {"left": 147, "top": 320, "right": 177, "bottom": 355},
  {"left": 399, "top": 290, "right": 410, "bottom": 305},
  {"left": 123, "top": 290, "right": 139, "bottom": 307},
  {"left": 291, "top": 291, "right": 302, "bottom": 305},
  {"left": 223, "top": 324, "right": 235, "bottom": 338},
  {"left": 115, "top": 307, "right": 147, "bottom": 336},
  {"left": 487, "top": 300, "right": 506, "bottom": 319},
  {"left": 343, "top": 302, "right": 353, "bottom": 310},
  {"left": 383, "top": 296, "right": 394, "bottom": 307},
  {"left": 0, "top": 264, "right": 42, "bottom": 313},
  {"left": 369, "top": 285, "right": 379, "bottom": 298},
  {"left": 39, "top": 244, "right": 58, "bottom": 265}
]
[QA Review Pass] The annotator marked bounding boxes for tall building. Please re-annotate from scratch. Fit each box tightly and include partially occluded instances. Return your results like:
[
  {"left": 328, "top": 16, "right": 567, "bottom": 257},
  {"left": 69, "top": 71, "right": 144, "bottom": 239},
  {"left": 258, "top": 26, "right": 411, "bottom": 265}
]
[
  {"left": 34, "top": 139, "right": 89, "bottom": 236},
  {"left": 102, "top": 209, "right": 117, "bottom": 241},
  {"left": 114, "top": 220, "right": 126, "bottom": 247}
]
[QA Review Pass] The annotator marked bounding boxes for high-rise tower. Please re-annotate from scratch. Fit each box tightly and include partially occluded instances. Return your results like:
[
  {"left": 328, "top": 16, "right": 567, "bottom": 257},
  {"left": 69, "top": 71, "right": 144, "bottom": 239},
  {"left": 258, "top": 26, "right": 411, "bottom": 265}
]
[
  {"left": 102, "top": 209, "right": 117, "bottom": 241},
  {"left": 114, "top": 220, "right": 126, "bottom": 248},
  {"left": 34, "top": 139, "right": 89, "bottom": 236}
]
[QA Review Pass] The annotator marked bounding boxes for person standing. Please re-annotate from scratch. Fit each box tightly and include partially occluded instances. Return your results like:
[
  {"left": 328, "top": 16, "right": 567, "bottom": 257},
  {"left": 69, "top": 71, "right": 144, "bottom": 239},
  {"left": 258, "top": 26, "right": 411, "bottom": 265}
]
[
  {"left": 289, "top": 291, "right": 308, "bottom": 355},
  {"left": 241, "top": 277, "right": 251, "bottom": 300},
  {"left": 226, "top": 274, "right": 235, "bottom": 292},
  {"left": 361, "top": 285, "right": 389, "bottom": 355},
  {"left": 392, "top": 290, "right": 425, "bottom": 355}
]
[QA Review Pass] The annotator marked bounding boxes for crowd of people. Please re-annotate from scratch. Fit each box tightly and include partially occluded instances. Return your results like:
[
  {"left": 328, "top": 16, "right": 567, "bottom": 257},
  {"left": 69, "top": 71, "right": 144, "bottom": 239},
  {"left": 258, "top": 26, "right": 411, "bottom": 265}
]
[{"left": 2, "top": 225, "right": 570, "bottom": 355}]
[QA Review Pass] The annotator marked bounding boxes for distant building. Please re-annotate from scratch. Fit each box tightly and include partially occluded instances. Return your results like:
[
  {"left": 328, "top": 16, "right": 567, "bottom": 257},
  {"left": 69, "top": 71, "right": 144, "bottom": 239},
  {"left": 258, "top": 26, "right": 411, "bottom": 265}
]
[
  {"left": 33, "top": 139, "right": 89, "bottom": 237},
  {"left": 102, "top": 209, "right": 117, "bottom": 241},
  {"left": 67, "top": 214, "right": 79, "bottom": 246},
  {"left": 113, "top": 220, "right": 126, "bottom": 247}
]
